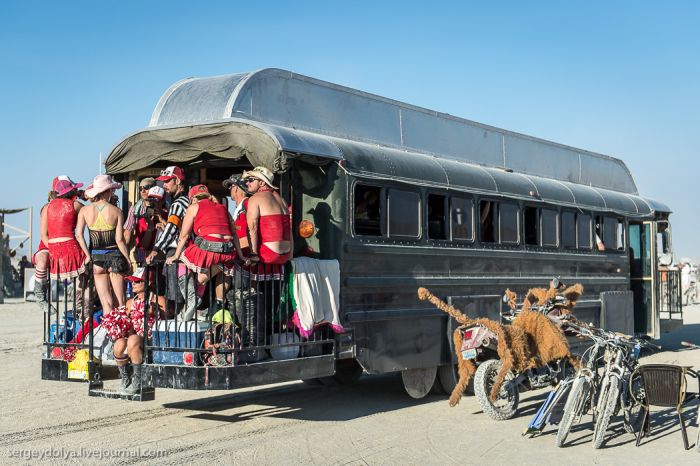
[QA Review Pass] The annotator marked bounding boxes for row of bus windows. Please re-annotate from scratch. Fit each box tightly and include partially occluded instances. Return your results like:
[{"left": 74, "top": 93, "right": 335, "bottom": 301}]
[{"left": 353, "top": 184, "right": 625, "bottom": 251}]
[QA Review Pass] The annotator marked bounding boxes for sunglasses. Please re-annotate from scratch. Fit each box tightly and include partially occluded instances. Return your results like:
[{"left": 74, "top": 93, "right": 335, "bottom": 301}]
[
  {"left": 140, "top": 185, "right": 154, "bottom": 191},
  {"left": 244, "top": 178, "right": 257, "bottom": 183}
]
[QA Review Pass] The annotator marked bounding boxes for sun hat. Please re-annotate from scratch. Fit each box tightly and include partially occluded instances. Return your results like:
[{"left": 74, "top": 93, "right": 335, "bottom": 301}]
[
  {"left": 146, "top": 185, "right": 165, "bottom": 200},
  {"left": 156, "top": 166, "right": 185, "bottom": 182},
  {"left": 244, "top": 166, "right": 277, "bottom": 189},
  {"left": 84, "top": 174, "right": 122, "bottom": 199},
  {"left": 188, "top": 184, "right": 209, "bottom": 200},
  {"left": 52, "top": 176, "right": 83, "bottom": 197},
  {"left": 222, "top": 174, "right": 249, "bottom": 193}
]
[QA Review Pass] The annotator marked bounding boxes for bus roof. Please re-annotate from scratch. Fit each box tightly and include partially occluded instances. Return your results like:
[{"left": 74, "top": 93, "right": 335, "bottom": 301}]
[{"left": 146, "top": 68, "right": 637, "bottom": 194}]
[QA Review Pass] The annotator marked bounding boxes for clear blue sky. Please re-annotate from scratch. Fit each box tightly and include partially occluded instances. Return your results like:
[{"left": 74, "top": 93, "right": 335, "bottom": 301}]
[{"left": 1, "top": 1, "right": 698, "bottom": 259}]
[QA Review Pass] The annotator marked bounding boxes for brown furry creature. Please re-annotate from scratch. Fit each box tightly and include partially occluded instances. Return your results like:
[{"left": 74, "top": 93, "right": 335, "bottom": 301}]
[{"left": 418, "top": 282, "right": 582, "bottom": 407}]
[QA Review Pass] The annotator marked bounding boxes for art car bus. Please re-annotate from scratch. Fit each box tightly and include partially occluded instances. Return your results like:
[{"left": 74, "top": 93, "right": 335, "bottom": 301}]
[{"left": 41, "top": 68, "right": 681, "bottom": 401}]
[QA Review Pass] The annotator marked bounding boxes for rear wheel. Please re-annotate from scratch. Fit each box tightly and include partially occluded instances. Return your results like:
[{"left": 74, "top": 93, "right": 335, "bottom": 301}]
[
  {"left": 593, "top": 375, "right": 620, "bottom": 449},
  {"left": 402, "top": 366, "right": 438, "bottom": 399},
  {"left": 474, "top": 359, "right": 519, "bottom": 420},
  {"left": 557, "top": 375, "right": 590, "bottom": 447}
]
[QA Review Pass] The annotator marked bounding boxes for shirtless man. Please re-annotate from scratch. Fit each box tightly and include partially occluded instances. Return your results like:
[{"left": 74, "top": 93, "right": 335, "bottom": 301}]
[{"left": 243, "top": 166, "right": 292, "bottom": 265}]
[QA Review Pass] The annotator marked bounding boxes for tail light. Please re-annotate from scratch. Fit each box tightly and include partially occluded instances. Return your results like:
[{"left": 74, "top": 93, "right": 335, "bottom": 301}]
[{"left": 299, "top": 220, "right": 315, "bottom": 238}]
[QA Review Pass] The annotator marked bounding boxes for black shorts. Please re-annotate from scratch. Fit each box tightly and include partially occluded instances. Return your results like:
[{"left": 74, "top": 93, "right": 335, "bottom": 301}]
[{"left": 91, "top": 250, "right": 130, "bottom": 274}]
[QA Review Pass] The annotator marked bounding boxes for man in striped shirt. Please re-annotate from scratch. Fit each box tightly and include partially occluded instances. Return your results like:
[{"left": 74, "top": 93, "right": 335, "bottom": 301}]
[{"left": 146, "top": 166, "right": 194, "bottom": 314}]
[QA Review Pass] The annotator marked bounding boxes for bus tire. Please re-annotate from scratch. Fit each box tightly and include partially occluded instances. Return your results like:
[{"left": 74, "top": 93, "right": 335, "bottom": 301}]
[
  {"left": 438, "top": 364, "right": 474, "bottom": 396},
  {"left": 402, "top": 366, "right": 438, "bottom": 399}
]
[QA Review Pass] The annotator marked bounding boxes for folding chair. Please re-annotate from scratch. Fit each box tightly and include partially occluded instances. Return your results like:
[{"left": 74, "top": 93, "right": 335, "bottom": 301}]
[{"left": 630, "top": 364, "right": 700, "bottom": 450}]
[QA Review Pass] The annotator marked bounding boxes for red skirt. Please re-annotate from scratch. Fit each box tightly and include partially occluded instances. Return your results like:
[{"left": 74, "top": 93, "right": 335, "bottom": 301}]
[
  {"left": 48, "top": 240, "right": 87, "bottom": 280},
  {"left": 181, "top": 243, "right": 237, "bottom": 274},
  {"left": 32, "top": 240, "right": 49, "bottom": 265}
]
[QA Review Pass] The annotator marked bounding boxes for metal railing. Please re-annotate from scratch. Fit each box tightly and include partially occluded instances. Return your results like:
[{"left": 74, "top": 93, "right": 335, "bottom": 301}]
[
  {"left": 657, "top": 268, "right": 682, "bottom": 320},
  {"left": 42, "top": 260, "right": 335, "bottom": 375}
]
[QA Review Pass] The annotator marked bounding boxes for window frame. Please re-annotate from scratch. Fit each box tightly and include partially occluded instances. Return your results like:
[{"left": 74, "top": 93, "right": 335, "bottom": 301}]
[
  {"left": 386, "top": 187, "right": 422, "bottom": 240},
  {"left": 498, "top": 201, "right": 520, "bottom": 246},
  {"left": 450, "top": 194, "right": 475, "bottom": 243},
  {"left": 426, "top": 192, "right": 449, "bottom": 242},
  {"left": 540, "top": 207, "right": 559, "bottom": 248},
  {"left": 352, "top": 182, "right": 386, "bottom": 238}
]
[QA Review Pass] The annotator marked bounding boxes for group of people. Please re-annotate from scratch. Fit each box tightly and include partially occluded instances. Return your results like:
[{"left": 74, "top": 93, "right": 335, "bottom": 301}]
[{"left": 35, "top": 165, "right": 292, "bottom": 392}]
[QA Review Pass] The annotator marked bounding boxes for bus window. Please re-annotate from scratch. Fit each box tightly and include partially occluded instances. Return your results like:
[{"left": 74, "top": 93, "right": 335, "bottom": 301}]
[
  {"left": 479, "top": 200, "right": 496, "bottom": 243},
  {"left": 541, "top": 209, "right": 558, "bottom": 247},
  {"left": 602, "top": 216, "right": 619, "bottom": 251},
  {"left": 577, "top": 213, "right": 592, "bottom": 249},
  {"left": 451, "top": 196, "right": 474, "bottom": 241},
  {"left": 388, "top": 189, "right": 420, "bottom": 238},
  {"left": 524, "top": 206, "right": 538, "bottom": 246},
  {"left": 354, "top": 184, "right": 382, "bottom": 236},
  {"left": 427, "top": 194, "right": 447, "bottom": 240},
  {"left": 499, "top": 202, "right": 519, "bottom": 244},
  {"left": 562, "top": 211, "right": 576, "bottom": 248},
  {"left": 615, "top": 218, "right": 625, "bottom": 250}
]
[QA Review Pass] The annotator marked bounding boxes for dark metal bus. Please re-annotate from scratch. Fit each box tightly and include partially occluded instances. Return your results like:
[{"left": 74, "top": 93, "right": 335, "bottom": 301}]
[{"left": 41, "top": 69, "right": 680, "bottom": 400}]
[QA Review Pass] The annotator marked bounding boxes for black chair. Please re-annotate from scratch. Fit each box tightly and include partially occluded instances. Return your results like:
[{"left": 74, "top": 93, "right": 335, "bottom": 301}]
[{"left": 630, "top": 364, "right": 700, "bottom": 450}]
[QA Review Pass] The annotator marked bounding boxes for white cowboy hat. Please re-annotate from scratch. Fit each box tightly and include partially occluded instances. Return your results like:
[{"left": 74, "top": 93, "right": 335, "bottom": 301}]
[
  {"left": 244, "top": 166, "right": 277, "bottom": 190},
  {"left": 84, "top": 174, "right": 122, "bottom": 199}
]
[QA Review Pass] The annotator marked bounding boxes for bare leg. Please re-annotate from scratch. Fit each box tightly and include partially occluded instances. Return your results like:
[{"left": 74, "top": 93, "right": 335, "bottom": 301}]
[
  {"left": 109, "top": 272, "right": 126, "bottom": 308},
  {"left": 113, "top": 338, "right": 128, "bottom": 361},
  {"left": 126, "top": 334, "right": 144, "bottom": 364},
  {"left": 213, "top": 270, "right": 227, "bottom": 301},
  {"left": 93, "top": 265, "right": 115, "bottom": 315}
]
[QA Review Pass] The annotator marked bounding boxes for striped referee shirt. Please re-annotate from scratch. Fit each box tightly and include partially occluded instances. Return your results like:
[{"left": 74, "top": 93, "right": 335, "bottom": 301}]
[{"left": 153, "top": 191, "right": 190, "bottom": 252}]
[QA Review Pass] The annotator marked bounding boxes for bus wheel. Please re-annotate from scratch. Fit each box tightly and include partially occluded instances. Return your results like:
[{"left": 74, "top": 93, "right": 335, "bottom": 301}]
[
  {"left": 437, "top": 364, "right": 474, "bottom": 396},
  {"left": 402, "top": 366, "right": 438, "bottom": 399}
]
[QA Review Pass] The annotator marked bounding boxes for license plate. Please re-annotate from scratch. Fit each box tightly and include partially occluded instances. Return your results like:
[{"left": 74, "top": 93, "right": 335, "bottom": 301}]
[{"left": 461, "top": 349, "right": 478, "bottom": 360}]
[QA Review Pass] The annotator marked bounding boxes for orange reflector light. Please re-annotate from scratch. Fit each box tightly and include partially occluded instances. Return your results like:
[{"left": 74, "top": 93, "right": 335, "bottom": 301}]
[{"left": 299, "top": 220, "right": 315, "bottom": 238}]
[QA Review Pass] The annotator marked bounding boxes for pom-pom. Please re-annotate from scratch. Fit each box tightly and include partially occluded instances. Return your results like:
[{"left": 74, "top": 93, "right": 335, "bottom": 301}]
[
  {"left": 131, "top": 307, "right": 154, "bottom": 339},
  {"left": 101, "top": 306, "right": 131, "bottom": 340}
]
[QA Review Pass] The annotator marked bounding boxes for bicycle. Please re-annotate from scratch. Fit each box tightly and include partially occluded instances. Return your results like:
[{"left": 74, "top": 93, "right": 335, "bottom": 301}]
[
  {"left": 680, "top": 341, "right": 700, "bottom": 453},
  {"left": 591, "top": 332, "right": 659, "bottom": 449},
  {"left": 555, "top": 322, "right": 608, "bottom": 447}
]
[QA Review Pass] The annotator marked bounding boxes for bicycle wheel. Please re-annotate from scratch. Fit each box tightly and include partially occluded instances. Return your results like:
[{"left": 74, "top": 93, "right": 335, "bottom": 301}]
[
  {"left": 556, "top": 375, "right": 590, "bottom": 447},
  {"left": 593, "top": 375, "right": 620, "bottom": 449}
]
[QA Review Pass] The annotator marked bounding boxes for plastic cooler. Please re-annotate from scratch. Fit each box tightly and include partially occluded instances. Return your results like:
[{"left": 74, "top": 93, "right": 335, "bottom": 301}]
[
  {"left": 152, "top": 321, "right": 210, "bottom": 366},
  {"left": 49, "top": 314, "right": 78, "bottom": 343}
]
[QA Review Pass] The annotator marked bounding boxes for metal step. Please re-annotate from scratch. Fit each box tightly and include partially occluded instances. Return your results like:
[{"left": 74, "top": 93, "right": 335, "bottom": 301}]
[{"left": 88, "top": 382, "right": 155, "bottom": 401}]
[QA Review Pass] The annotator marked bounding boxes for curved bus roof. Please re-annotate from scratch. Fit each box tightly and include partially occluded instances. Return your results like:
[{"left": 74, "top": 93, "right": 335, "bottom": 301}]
[{"left": 105, "top": 68, "right": 670, "bottom": 216}]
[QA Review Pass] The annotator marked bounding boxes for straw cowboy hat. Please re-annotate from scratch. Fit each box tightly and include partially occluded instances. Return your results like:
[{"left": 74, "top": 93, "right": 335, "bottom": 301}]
[
  {"left": 84, "top": 174, "right": 122, "bottom": 199},
  {"left": 244, "top": 166, "right": 277, "bottom": 189}
]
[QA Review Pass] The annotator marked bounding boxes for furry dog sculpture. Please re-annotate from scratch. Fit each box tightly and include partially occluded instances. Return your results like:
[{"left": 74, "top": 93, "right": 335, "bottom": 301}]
[{"left": 417, "top": 282, "right": 582, "bottom": 407}]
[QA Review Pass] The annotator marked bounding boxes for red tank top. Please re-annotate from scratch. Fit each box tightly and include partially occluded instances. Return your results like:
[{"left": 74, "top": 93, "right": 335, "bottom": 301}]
[
  {"left": 194, "top": 199, "right": 232, "bottom": 239},
  {"left": 234, "top": 198, "right": 248, "bottom": 241},
  {"left": 47, "top": 198, "right": 77, "bottom": 239}
]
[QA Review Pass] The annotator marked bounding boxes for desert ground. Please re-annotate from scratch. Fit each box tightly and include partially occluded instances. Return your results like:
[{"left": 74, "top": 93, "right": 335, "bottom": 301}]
[{"left": 1, "top": 298, "right": 699, "bottom": 465}]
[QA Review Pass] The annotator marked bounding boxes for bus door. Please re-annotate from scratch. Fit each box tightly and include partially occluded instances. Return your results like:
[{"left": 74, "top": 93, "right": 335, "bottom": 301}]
[{"left": 628, "top": 221, "right": 659, "bottom": 337}]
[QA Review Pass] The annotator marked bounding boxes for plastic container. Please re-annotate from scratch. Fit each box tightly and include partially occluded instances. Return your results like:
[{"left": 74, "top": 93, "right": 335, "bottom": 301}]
[
  {"left": 152, "top": 320, "right": 210, "bottom": 365},
  {"left": 269, "top": 333, "right": 300, "bottom": 360}
]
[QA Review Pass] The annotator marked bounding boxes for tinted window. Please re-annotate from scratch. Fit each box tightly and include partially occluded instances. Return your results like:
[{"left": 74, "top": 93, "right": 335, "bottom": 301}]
[
  {"left": 479, "top": 200, "right": 497, "bottom": 243},
  {"left": 562, "top": 211, "right": 576, "bottom": 248},
  {"left": 541, "top": 209, "right": 558, "bottom": 247},
  {"left": 388, "top": 189, "right": 420, "bottom": 238},
  {"left": 499, "top": 203, "right": 519, "bottom": 244},
  {"left": 524, "top": 207, "right": 538, "bottom": 245},
  {"left": 451, "top": 197, "right": 474, "bottom": 241},
  {"left": 428, "top": 194, "right": 447, "bottom": 240},
  {"left": 577, "top": 213, "right": 592, "bottom": 249},
  {"left": 603, "top": 216, "right": 618, "bottom": 250},
  {"left": 354, "top": 184, "right": 382, "bottom": 236}
]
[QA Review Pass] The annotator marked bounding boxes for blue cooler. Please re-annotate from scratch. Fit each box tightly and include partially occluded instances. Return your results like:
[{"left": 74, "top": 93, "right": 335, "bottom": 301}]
[
  {"left": 49, "top": 314, "right": 79, "bottom": 343},
  {"left": 152, "top": 321, "right": 210, "bottom": 366}
]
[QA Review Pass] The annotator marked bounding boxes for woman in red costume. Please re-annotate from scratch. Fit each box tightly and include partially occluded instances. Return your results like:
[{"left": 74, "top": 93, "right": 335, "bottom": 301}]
[
  {"left": 40, "top": 176, "right": 87, "bottom": 282},
  {"left": 244, "top": 166, "right": 292, "bottom": 268},
  {"left": 166, "top": 185, "right": 245, "bottom": 303}
]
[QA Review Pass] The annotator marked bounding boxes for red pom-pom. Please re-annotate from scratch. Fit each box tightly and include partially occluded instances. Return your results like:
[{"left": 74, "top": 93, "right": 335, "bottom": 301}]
[
  {"left": 101, "top": 306, "right": 131, "bottom": 340},
  {"left": 131, "top": 306, "right": 154, "bottom": 339},
  {"left": 63, "top": 346, "right": 77, "bottom": 361}
]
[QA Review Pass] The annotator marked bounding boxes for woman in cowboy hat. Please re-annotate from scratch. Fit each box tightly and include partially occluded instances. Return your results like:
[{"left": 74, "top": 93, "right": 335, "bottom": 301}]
[
  {"left": 40, "top": 176, "right": 88, "bottom": 282},
  {"left": 75, "top": 174, "right": 131, "bottom": 316}
]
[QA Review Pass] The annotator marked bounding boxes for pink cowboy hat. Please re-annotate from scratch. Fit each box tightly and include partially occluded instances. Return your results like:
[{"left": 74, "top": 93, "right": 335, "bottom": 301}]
[{"left": 84, "top": 174, "right": 122, "bottom": 199}]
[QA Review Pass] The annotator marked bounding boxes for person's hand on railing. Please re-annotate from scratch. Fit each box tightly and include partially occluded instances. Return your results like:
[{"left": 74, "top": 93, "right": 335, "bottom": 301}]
[{"left": 165, "top": 254, "right": 180, "bottom": 266}]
